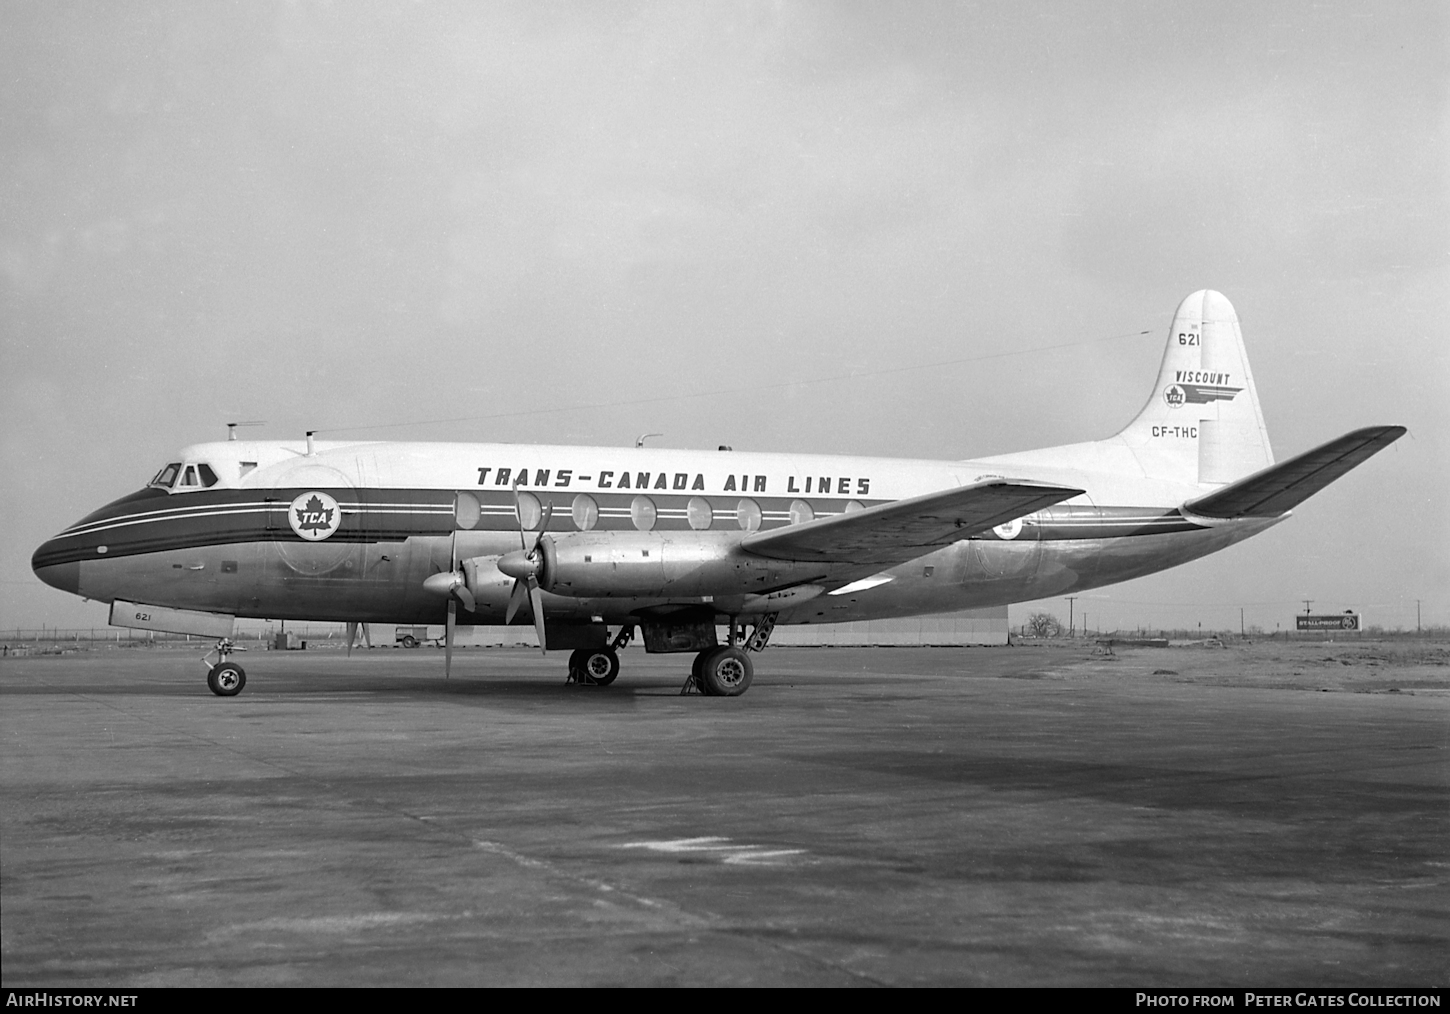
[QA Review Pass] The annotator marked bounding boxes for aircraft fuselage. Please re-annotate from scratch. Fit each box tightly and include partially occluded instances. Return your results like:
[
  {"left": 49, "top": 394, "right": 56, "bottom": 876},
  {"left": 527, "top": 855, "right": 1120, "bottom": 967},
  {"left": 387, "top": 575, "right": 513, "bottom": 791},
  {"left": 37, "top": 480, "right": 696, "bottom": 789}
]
[{"left": 32, "top": 439, "right": 1277, "bottom": 629}]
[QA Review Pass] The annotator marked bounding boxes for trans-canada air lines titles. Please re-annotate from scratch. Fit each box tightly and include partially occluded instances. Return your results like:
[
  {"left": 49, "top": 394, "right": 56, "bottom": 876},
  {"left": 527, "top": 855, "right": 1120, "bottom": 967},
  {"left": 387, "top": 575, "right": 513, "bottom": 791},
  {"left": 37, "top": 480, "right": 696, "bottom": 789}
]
[{"left": 476, "top": 466, "right": 872, "bottom": 497}]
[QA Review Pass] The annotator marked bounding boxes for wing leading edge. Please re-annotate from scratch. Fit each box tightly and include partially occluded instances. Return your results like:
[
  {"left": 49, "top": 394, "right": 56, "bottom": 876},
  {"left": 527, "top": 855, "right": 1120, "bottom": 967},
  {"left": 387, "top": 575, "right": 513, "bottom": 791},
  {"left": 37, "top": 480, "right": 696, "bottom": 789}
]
[
  {"left": 1185, "top": 425, "right": 1406, "bottom": 519},
  {"left": 740, "top": 479, "right": 1084, "bottom": 566}
]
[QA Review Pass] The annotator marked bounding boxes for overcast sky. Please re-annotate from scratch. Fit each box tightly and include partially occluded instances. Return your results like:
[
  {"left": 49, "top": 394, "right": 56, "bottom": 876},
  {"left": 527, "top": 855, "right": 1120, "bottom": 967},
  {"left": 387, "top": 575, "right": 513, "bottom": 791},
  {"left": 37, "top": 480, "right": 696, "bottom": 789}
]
[{"left": 3, "top": 1, "right": 1446, "bottom": 632}]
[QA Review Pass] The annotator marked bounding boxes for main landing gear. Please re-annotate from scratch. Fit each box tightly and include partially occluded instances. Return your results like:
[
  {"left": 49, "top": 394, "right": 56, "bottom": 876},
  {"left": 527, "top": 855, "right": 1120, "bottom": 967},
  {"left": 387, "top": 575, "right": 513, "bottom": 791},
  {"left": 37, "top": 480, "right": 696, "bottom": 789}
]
[
  {"left": 562, "top": 614, "right": 777, "bottom": 697},
  {"left": 566, "top": 624, "right": 631, "bottom": 686},
  {"left": 202, "top": 638, "right": 246, "bottom": 697},
  {"left": 567, "top": 647, "right": 620, "bottom": 686},
  {"left": 687, "top": 646, "right": 754, "bottom": 696},
  {"left": 680, "top": 613, "right": 777, "bottom": 697}
]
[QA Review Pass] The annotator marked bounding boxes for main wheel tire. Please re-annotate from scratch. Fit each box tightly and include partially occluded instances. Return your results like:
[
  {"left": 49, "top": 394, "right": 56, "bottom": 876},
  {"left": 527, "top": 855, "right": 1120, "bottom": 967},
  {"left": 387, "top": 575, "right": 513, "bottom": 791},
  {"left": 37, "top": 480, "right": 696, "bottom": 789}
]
[
  {"left": 566, "top": 648, "right": 597, "bottom": 681},
  {"left": 207, "top": 662, "right": 246, "bottom": 697},
  {"left": 699, "top": 647, "right": 752, "bottom": 697},
  {"left": 691, "top": 651, "right": 709, "bottom": 684},
  {"left": 576, "top": 648, "right": 620, "bottom": 686}
]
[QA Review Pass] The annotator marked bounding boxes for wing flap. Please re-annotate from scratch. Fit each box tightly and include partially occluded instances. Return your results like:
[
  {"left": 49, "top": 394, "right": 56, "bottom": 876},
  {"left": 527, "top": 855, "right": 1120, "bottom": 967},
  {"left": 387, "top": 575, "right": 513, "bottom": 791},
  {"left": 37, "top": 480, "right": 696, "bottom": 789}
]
[
  {"left": 740, "top": 479, "right": 1083, "bottom": 565},
  {"left": 1185, "top": 425, "right": 1405, "bottom": 519}
]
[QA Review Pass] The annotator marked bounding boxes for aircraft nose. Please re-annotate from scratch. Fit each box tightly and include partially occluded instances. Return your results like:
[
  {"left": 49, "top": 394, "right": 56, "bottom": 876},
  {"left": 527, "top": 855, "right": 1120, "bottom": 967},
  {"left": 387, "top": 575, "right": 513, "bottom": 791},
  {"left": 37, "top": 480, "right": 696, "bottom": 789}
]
[{"left": 31, "top": 540, "right": 80, "bottom": 595}]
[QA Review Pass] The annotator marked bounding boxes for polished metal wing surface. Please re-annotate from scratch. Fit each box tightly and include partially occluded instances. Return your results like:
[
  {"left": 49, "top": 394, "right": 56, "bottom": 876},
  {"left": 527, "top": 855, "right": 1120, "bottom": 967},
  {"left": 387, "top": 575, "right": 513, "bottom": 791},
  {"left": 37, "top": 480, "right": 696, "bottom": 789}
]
[{"left": 740, "top": 479, "right": 1084, "bottom": 565}]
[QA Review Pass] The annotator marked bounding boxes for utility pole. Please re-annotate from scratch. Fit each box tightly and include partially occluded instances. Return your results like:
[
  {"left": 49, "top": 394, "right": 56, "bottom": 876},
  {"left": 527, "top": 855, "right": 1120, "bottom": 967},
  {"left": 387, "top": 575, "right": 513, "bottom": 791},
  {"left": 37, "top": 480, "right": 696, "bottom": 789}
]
[
  {"left": 1240, "top": 608, "right": 1245, "bottom": 638},
  {"left": 1065, "top": 596, "right": 1077, "bottom": 637},
  {"left": 1302, "top": 600, "right": 1313, "bottom": 614},
  {"left": 1416, "top": 599, "right": 1422, "bottom": 634}
]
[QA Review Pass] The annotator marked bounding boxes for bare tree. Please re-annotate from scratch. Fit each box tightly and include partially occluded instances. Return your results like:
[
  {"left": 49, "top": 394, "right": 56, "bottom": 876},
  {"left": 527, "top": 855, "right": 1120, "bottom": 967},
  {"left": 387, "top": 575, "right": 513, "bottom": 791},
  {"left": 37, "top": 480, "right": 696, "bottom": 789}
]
[{"left": 1026, "top": 612, "right": 1062, "bottom": 638}]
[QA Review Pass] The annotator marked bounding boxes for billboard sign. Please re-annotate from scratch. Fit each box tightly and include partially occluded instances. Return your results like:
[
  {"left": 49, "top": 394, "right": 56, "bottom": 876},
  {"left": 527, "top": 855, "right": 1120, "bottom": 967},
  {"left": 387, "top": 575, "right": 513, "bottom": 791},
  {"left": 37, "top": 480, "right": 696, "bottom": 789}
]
[{"left": 1296, "top": 613, "right": 1360, "bottom": 631}]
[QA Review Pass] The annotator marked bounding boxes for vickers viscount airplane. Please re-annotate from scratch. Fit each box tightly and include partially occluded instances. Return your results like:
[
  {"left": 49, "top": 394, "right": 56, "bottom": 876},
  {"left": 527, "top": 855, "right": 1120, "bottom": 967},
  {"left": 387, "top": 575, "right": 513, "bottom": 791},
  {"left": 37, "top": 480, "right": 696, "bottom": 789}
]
[{"left": 33, "top": 290, "right": 1403, "bottom": 697}]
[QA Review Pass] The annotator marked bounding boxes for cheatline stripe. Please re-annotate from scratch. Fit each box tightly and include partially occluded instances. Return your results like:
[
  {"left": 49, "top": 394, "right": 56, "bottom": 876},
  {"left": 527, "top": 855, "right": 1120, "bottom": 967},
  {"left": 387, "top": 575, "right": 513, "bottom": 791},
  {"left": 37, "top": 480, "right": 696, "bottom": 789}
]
[
  {"left": 36, "top": 517, "right": 1207, "bottom": 565},
  {"left": 60, "top": 499, "right": 457, "bottom": 536},
  {"left": 59, "top": 503, "right": 459, "bottom": 538},
  {"left": 358, "top": 508, "right": 457, "bottom": 517},
  {"left": 62, "top": 500, "right": 275, "bottom": 535},
  {"left": 59, "top": 508, "right": 274, "bottom": 539},
  {"left": 62, "top": 495, "right": 494, "bottom": 524},
  {"left": 55, "top": 492, "right": 1192, "bottom": 542},
  {"left": 1040, "top": 519, "right": 1186, "bottom": 527}
]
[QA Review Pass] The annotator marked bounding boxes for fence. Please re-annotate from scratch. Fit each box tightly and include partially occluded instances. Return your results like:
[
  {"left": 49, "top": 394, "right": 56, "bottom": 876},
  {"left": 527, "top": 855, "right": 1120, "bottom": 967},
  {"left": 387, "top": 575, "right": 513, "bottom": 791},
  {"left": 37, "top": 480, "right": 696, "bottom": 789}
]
[
  {"left": 6, "top": 623, "right": 1445, "bottom": 648},
  {"left": 1013, "top": 626, "right": 1447, "bottom": 641},
  {"left": 3, "top": 623, "right": 348, "bottom": 646}
]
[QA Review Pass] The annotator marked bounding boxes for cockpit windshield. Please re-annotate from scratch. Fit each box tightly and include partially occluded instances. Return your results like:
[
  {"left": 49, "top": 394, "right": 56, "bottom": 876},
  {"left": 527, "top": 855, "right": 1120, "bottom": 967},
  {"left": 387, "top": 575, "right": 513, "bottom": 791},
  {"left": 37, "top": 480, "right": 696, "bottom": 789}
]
[{"left": 148, "top": 462, "right": 219, "bottom": 491}]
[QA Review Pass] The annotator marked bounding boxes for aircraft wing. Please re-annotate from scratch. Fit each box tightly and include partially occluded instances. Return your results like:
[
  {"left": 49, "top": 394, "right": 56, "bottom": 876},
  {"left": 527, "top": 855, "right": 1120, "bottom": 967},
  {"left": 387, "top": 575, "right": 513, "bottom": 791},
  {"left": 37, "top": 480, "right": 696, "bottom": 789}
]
[
  {"left": 740, "top": 479, "right": 1083, "bottom": 565},
  {"left": 1184, "top": 425, "right": 1406, "bottom": 519}
]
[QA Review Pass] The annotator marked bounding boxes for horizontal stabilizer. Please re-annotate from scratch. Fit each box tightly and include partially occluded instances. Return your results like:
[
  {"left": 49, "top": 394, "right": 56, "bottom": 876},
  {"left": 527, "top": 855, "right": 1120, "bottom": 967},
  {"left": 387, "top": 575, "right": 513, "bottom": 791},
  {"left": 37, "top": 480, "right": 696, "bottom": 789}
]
[
  {"left": 1184, "top": 425, "right": 1405, "bottom": 519},
  {"left": 741, "top": 479, "right": 1082, "bottom": 565}
]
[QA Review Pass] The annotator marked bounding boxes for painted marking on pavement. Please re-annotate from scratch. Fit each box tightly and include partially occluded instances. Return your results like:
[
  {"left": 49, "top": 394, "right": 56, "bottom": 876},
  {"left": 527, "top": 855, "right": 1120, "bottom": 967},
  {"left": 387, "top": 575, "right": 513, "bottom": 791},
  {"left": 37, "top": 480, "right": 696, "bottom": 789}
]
[{"left": 617, "top": 836, "right": 806, "bottom": 865}]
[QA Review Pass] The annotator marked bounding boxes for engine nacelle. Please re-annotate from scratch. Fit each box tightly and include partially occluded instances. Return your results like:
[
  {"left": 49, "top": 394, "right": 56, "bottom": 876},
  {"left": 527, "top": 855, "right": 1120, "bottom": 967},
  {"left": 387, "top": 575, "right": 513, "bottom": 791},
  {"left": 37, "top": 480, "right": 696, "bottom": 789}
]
[{"left": 518, "top": 531, "right": 824, "bottom": 599}]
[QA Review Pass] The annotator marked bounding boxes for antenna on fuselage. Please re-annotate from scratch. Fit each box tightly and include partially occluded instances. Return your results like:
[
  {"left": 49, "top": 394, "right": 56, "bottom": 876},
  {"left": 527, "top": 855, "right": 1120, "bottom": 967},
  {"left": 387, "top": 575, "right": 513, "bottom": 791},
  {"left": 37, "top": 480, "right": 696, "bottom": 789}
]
[
  {"left": 636, "top": 433, "right": 663, "bottom": 448},
  {"left": 226, "top": 421, "right": 265, "bottom": 441},
  {"left": 306, "top": 430, "right": 317, "bottom": 456}
]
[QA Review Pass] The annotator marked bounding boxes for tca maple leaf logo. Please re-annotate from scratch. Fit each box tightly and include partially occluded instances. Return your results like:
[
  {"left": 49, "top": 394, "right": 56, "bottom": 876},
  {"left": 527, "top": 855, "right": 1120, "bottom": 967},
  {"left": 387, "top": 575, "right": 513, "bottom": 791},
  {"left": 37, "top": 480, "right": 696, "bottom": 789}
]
[
  {"left": 294, "top": 494, "right": 335, "bottom": 534},
  {"left": 287, "top": 490, "right": 342, "bottom": 541}
]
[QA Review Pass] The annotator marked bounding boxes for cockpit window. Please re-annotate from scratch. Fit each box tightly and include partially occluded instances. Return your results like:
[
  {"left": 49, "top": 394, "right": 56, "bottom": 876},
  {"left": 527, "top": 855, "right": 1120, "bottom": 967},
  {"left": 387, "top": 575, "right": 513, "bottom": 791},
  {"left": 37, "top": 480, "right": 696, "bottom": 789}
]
[{"left": 149, "top": 461, "right": 221, "bottom": 492}]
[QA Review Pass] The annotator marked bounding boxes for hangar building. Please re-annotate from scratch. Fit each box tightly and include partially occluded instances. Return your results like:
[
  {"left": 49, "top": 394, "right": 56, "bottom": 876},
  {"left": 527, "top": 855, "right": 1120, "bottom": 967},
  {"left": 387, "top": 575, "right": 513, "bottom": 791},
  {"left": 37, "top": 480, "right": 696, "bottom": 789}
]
[{"left": 449, "top": 606, "right": 1009, "bottom": 648}]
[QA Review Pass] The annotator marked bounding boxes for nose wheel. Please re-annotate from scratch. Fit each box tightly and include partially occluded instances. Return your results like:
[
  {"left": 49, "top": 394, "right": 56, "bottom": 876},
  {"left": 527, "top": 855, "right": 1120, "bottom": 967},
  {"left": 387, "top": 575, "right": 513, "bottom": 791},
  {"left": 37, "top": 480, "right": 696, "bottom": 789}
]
[
  {"left": 207, "top": 662, "right": 246, "bottom": 696},
  {"left": 201, "top": 639, "right": 247, "bottom": 696}
]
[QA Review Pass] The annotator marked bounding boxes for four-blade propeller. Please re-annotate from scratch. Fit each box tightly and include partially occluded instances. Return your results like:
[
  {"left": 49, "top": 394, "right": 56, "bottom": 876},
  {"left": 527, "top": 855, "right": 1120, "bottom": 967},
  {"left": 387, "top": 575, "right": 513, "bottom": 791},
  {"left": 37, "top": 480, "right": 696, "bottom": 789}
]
[
  {"left": 421, "top": 495, "right": 481, "bottom": 677},
  {"left": 501, "top": 482, "right": 551, "bottom": 657},
  {"left": 422, "top": 486, "right": 552, "bottom": 677}
]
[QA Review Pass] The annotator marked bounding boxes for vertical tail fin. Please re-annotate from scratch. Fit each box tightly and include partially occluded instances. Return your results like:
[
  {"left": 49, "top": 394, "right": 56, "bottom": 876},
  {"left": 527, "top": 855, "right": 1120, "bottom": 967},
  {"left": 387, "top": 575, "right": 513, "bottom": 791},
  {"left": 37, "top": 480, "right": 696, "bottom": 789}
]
[{"left": 1115, "top": 289, "right": 1273, "bottom": 485}]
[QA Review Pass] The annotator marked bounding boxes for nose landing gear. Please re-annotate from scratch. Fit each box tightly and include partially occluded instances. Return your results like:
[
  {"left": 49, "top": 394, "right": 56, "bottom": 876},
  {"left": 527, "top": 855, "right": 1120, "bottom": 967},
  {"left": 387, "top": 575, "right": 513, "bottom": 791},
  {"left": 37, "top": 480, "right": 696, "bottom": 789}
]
[
  {"left": 202, "top": 639, "right": 246, "bottom": 697},
  {"left": 207, "top": 662, "right": 246, "bottom": 696}
]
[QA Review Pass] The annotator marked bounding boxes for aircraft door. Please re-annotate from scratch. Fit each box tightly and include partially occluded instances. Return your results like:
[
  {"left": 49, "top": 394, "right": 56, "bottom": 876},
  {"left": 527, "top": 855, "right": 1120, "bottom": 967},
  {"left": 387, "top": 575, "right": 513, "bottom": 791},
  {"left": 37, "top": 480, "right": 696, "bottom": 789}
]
[{"left": 269, "top": 462, "right": 364, "bottom": 578}]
